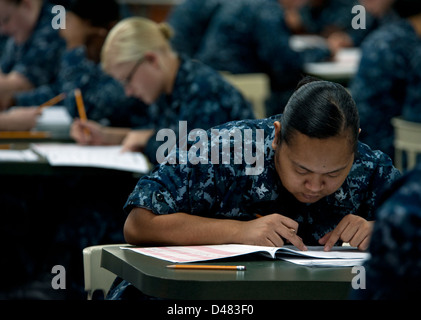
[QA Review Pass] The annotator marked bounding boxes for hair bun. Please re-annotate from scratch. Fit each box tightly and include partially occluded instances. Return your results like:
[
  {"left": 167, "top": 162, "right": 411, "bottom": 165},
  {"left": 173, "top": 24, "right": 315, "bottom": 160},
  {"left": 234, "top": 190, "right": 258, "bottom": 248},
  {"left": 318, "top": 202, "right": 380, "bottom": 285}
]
[{"left": 158, "top": 22, "right": 174, "bottom": 40}]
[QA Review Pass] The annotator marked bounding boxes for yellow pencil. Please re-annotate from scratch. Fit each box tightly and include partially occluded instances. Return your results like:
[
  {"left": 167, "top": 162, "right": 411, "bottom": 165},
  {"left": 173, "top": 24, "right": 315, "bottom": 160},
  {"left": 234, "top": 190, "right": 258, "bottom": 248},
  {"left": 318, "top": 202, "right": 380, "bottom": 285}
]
[
  {"left": 166, "top": 264, "right": 246, "bottom": 271},
  {"left": 38, "top": 93, "right": 66, "bottom": 110},
  {"left": 74, "top": 89, "right": 90, "bottom": 137}
]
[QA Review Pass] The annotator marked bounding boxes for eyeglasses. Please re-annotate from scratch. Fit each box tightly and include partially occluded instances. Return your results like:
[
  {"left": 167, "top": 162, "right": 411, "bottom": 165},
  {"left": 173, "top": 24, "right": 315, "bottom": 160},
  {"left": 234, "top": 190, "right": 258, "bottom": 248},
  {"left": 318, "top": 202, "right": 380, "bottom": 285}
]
[{"left": 121, "top": 57, "right": 145, "bottom": 88}]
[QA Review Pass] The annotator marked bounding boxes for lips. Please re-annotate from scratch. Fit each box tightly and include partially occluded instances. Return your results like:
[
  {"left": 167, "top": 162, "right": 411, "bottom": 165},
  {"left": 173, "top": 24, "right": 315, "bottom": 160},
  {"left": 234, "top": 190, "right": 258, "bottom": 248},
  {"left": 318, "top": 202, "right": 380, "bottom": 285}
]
[{"left": 302, "top": 193, "right": 320, "bottom": 201}]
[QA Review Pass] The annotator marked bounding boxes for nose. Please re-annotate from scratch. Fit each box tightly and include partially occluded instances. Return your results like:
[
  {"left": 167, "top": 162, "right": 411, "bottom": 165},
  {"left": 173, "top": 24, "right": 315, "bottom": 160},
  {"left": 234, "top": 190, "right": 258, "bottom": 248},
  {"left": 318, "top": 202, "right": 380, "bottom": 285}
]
[{"left": 304, "top": 174, "right": 324, "bottom": 193}]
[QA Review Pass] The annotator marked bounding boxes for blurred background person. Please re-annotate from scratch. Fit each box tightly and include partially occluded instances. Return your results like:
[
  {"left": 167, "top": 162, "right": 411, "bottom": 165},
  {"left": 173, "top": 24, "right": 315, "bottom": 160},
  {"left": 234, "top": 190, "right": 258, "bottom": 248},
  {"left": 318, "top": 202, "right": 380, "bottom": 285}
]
[
  {"left": 0, "top": 0, "right": 65, "bottom": 110},
  {"left": 327, "top": 0, "right": 399, "bottom": 54},
  {"left": 4, "top": 0, "right": 149, "bottom": 128},
  {"left": 350, "top": 0, "right": 421, "bottom": 161},
  {"left": 167, "top": 0, "right": 332, "bottom": 117},
  {"left": 71, "top": 17, "right": 255, "bottom": 165}
]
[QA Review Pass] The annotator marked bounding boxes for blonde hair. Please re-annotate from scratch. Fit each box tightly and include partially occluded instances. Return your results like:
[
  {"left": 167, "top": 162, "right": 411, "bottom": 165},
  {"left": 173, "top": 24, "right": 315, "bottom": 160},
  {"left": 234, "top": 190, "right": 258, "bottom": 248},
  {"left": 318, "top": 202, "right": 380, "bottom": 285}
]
[{"left": 101, "top": 17, "right": 174, "bottom": 72}]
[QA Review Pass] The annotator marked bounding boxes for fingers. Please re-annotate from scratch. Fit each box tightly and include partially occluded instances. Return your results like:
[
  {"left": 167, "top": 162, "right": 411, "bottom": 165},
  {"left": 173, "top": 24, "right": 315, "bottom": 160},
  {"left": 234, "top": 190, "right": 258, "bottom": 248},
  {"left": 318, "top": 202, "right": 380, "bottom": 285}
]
[
  {"left": 321, "top": 215, "right": 373, "bottom": 251},
  {"left": 71, "top": 119, "right": 91, "bottom": 144},
  {"left": 259, "top": 214, "right": 307, "bottom": 251}
]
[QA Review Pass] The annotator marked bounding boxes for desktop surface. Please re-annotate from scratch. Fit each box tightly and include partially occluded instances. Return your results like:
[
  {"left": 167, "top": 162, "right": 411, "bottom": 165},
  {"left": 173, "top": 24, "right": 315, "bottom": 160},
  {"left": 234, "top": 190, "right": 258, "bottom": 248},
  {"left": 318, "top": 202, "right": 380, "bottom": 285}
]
[{"left": 101, "top": 246, "right": 356, "bottom": 300}]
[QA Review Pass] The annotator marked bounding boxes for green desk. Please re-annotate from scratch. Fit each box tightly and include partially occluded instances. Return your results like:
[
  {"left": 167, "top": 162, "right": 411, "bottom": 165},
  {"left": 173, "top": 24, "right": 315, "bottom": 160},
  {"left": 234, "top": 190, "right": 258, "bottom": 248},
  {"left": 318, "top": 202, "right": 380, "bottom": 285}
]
[{"left": 101, "top": 246, "right": 355, "bottom": 300}]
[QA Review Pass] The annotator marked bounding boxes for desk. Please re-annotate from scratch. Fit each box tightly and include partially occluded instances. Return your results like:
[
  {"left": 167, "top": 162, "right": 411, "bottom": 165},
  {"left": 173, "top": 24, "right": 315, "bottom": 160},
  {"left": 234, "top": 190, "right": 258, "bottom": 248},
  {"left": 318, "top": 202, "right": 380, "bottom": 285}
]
[
  {"left": 0, "top": 142, "right": 146, "bottom": 177},
  {"left": 303, "top": 48, "right": 361, "bottom": 85},
  {"left": 101, "top": 246, "right": 355, "bottom": 300}
]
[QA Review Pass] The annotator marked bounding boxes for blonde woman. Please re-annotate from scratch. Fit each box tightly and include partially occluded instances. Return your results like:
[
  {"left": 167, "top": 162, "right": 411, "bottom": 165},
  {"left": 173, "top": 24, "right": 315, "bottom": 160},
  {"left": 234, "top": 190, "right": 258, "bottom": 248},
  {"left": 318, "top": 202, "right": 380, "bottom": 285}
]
[{"left": 71, "top": 17, "right": 255, "bottom": 164}]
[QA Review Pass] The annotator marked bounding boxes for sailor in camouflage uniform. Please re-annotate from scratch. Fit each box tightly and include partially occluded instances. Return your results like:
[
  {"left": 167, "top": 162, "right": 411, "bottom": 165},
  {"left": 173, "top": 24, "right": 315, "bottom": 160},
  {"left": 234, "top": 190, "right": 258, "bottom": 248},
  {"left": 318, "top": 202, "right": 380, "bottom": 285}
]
[
  {"left": 72, "top": 17, "right": 255, "bottom": 165},
  {"left": 13, "top": 0, "right": 148, "bottom": 128},
  {"left": 353, "top": 163, "right": 421, "bottom": 299},
  {"left": 0, "top": 0, "right": 65, "bottom": 106},
  {"left": 107, "top": 77, "right": 400, "bottom": 299},
  {"left": 350, "top": 1, "right": 421, "bottom": 160}
]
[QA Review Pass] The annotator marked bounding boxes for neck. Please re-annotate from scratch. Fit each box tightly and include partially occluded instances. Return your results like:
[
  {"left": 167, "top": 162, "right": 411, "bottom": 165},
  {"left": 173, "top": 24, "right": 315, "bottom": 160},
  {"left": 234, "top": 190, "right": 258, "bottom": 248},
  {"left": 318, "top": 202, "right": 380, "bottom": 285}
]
[
  {"left": 408, "top": 14, "right": 421, "bottom": 37},
  {"left": 164, "top": 51, "right": 180, "bottom": 95}
]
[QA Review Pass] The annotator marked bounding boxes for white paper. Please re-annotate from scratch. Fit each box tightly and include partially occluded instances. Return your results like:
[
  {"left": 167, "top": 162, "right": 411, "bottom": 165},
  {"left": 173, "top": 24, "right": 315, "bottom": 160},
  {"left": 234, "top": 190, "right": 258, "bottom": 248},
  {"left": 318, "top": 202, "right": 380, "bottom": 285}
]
[
  {"left": 31, "top": 143, "right": 150, "bottom": 173},
  {"left": 35, "top": 106, "right": 72, "bottom": 139},
  {"left": 280, "top": 257, "right": 368, "bottom": 267},
  {"left": 123, "top": 244, "right": 369, "bottom": 266},
  {"left": 0, "top": 149, "right": 39, "bottom": 162}
]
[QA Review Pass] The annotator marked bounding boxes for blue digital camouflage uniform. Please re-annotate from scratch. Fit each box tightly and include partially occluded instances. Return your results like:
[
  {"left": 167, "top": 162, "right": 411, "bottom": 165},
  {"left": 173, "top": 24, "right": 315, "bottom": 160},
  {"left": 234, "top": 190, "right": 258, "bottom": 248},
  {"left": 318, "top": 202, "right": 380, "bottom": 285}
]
[
  {"left": 141, "top": 54, "right": 256, "bottom": 164},
  {"left": 107, "top": 115, "right": 400, "bottom": 300},
  {"left": 14, "top": 46, "right": 149, "bottom": 128},
  {"left": 298, "top": 0, "right": 357, "bottom": 35},
  {"left": 350, "top": 19, "right": 421, "bottom": 160},
  {"left": 168, "top": 0, "right": 331, "bottom": 117},
  {"left": 0, "top": 1, "right": 65, "bottom": 88},
  {"left": 402, "top": 46, "right": 421, "bottom": 123},
  {"left": 352, "top": 164, "right": 421, "bottom": 299}
]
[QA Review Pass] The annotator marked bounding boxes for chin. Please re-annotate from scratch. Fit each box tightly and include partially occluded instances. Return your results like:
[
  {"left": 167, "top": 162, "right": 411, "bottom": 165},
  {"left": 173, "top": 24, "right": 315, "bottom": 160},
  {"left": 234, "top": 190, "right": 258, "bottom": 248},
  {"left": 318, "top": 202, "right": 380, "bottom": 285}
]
[{"left": 296, "top": 193, "right": 323, "bottom": 204}]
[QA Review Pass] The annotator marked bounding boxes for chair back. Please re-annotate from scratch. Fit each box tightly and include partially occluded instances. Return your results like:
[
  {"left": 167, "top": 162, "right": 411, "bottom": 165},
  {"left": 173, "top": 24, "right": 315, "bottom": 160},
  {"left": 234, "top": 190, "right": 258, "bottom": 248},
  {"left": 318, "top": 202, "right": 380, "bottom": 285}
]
[{"left": 392, "top": 117, "right": 421, "bottom": 172}]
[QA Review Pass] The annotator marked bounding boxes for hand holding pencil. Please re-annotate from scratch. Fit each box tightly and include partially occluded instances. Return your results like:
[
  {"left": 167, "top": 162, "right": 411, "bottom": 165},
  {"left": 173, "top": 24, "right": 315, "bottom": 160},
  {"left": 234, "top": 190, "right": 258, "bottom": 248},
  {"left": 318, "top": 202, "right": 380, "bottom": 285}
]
[{"left": 74, "top": 88, "right": 90, "bottom": 138}]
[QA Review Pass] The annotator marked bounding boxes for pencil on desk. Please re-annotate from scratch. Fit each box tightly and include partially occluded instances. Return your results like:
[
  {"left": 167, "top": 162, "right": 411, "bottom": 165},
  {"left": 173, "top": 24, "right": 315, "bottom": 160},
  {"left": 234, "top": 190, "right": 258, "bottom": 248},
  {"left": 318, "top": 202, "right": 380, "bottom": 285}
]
[
  {"left": 38, "top": 93, "right": 66, "bottom": 110},
  {"left": 74, "top": 89, "right": 90, "bottom": 137},
  {"left": 167, "top": 265, "right": 246, "bottom": 271},
  {"left": 0, "top": 144, "right": 11, "bottom": 150}
]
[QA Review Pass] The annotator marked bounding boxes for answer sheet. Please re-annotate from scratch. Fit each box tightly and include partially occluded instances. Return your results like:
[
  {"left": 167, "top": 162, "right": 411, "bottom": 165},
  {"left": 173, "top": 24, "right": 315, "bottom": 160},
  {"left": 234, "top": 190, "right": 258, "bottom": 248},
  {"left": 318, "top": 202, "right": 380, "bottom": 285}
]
[{"left": 31, "top": 143, "right": 150, "bottom": 173}]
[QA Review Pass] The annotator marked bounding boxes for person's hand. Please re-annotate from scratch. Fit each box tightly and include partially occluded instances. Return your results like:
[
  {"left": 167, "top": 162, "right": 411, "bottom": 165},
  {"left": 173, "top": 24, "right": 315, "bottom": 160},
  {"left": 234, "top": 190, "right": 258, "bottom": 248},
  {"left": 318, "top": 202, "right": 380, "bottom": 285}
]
[
  {"left": 0, "top": 107, "right": 41, "bottom": 130},
  {"left": 236, "top": 213, "right": 307, "bottom": 250},
  {"left": 70, "top": 118, "right": 106, "bottom": 145},
  {"left": 326, "top": 31, "right": 353, "bottom": 56},
  {"left": 121, "top": 129, "right": 155, "bottom": 152},
  {"left": 318, "top": 214, "right": 374, "bottom": 251},
  {"left": 0, "top": 92, "right": 15, "bottom": 111}
]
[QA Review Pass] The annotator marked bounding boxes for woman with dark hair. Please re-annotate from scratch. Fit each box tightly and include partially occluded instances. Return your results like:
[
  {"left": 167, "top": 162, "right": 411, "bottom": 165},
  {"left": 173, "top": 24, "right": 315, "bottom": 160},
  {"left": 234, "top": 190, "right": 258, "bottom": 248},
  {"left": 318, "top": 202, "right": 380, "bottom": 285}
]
[
  {"left": 122, "top": 76, "right": 399, "bottom": 251},
  {"left": 108, "top": 76, "right": 401, "bottom": 299}
]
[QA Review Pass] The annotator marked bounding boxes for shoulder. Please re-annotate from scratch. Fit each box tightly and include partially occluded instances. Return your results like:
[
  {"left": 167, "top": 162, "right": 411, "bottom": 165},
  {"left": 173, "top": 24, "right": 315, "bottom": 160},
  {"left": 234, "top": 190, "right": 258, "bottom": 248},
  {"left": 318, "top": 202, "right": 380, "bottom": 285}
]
[
  {"left": 361, "top": 20, "right": 416, "bottom": 53},
  {"left": 348, "top": 142, "right": 401, "bottom": 184},
  {"left": 210, "top": 115, "right": 280, "bottom": 136},
  {"left": 177, "top": 56, "right": 245, "bottom": 99}
]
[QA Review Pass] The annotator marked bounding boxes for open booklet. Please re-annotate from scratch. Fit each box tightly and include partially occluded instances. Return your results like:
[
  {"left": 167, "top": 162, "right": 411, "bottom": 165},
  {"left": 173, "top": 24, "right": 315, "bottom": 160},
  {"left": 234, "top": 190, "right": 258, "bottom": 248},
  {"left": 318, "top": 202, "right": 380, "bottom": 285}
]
[{"left": 123, "top": 244, "right": 370, "bottom": 267}]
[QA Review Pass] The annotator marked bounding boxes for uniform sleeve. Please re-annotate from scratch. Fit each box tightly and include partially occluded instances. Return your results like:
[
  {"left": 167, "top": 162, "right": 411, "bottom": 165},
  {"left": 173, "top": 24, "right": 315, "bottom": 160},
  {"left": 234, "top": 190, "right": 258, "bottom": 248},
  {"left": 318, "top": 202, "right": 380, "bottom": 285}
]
[{"left": 124, "top": 146, "right": 219, "bottom": 217}]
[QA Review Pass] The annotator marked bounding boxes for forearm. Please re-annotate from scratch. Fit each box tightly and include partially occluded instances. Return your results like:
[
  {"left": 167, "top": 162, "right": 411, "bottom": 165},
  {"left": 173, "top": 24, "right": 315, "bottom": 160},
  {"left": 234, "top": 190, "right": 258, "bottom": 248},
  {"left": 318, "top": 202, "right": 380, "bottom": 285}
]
[
  {"left": 0, "top": 72, "right": 34, "bottom": 94},
  {"left": 102, "top": 126, "right": 131, "bottom": 145},
  {"left": 124, "top": 207, "right": 242, "bottom": 246}
]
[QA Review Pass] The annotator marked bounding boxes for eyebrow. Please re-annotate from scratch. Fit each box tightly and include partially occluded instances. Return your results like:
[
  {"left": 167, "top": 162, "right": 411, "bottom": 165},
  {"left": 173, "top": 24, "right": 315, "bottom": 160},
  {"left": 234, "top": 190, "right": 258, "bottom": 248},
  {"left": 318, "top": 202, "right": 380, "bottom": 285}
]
[{"left": 292, "top": 160, "right": 349, "bottom": 175}]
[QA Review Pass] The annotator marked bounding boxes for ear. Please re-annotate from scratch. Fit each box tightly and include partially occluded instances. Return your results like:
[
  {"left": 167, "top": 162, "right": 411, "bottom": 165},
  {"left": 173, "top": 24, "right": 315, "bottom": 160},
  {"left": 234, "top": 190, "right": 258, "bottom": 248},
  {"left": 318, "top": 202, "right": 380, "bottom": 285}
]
[
  {"left": 143, "top": 51, "right": 160, "bottom": 69},
  {"left": 358, "top": 128, "right": 361, "bottom": 135},
  {"left": 272, "top": 121, "right": 282, "bottom": 150}
]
